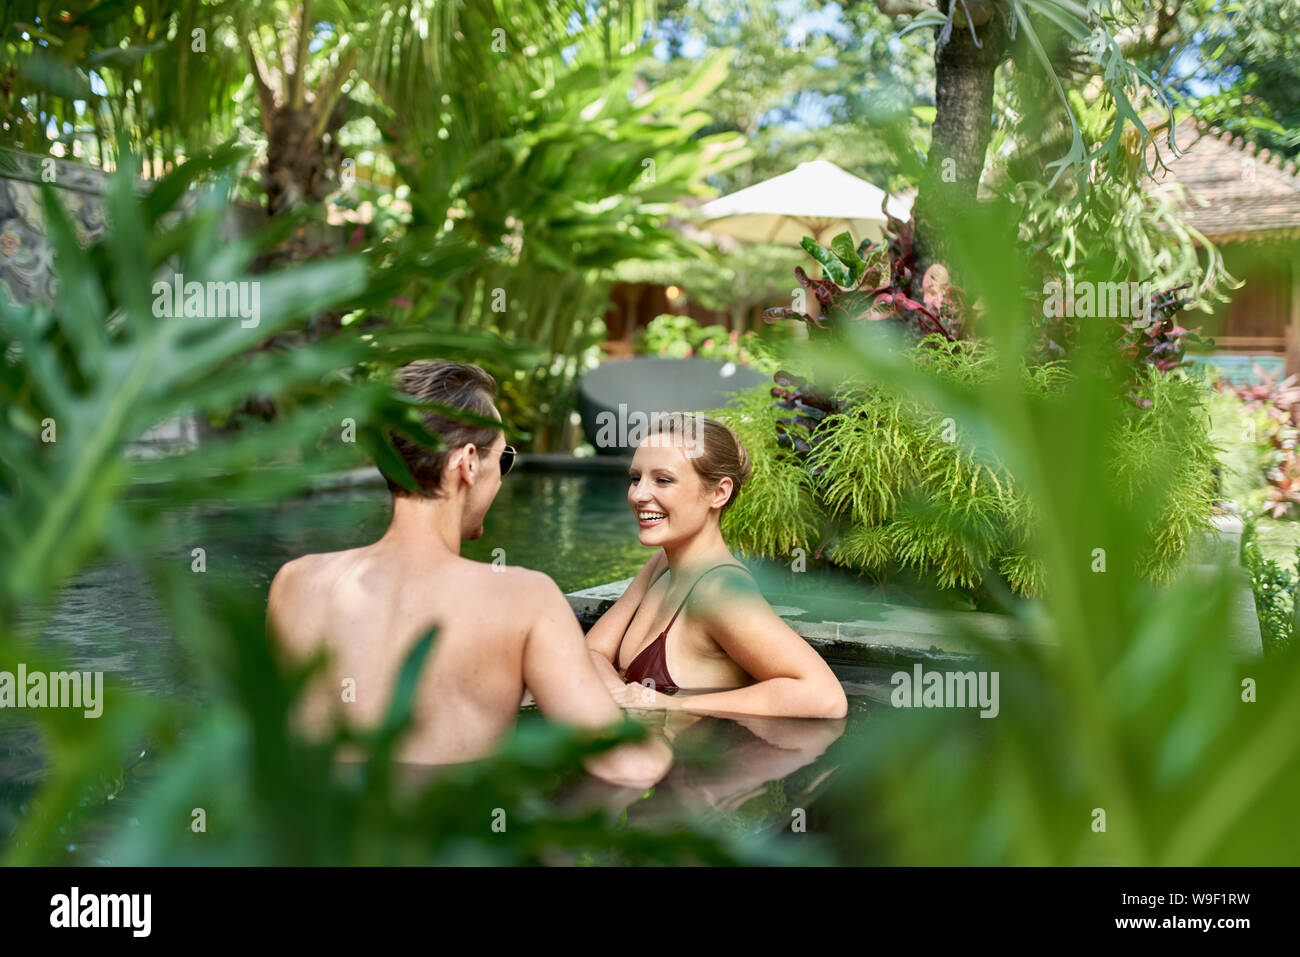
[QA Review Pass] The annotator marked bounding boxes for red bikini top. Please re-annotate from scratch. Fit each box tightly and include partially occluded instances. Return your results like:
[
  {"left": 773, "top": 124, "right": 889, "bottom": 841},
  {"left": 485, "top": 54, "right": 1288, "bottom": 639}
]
[{"left": 613, "top": 563, "right": 749, "bottom": 695}]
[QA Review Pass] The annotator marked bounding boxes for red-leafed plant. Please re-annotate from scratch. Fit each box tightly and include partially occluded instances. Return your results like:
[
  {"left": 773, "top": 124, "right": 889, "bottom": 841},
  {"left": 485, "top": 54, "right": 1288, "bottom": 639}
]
[
  {"left": 1266, "top": 451, "right": 1300, "bottom": 518},
  {"left": 764, "top": 217, "right": 966, "bottom": 342},
  {"left": 761, "top": 219, "right": 969, "bottom": 459},
  {"left": 1216, "top": 365, "right": 1300, "bottom": 518}
]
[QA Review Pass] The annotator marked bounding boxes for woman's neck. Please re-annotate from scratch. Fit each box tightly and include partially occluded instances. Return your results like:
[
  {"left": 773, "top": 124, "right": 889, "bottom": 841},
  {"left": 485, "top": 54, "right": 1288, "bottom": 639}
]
[{"left": 662, "top": 521, "right": 732, "bottom": 574}]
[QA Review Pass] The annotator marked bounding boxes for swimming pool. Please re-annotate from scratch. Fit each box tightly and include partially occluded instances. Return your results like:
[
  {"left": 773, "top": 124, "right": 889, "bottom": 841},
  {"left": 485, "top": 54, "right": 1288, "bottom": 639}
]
[
  {"left": 17, "top": 471, "right": 651, "bottom": 699},
  {"left": 3, "top": 469, "right": 893, "bottom": 862}
]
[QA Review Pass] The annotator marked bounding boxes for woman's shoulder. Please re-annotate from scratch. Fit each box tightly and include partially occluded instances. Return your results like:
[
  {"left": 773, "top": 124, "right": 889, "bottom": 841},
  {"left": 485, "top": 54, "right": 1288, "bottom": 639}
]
[{"left": 689, "top": 561, "right": 758, "bottom": 607}]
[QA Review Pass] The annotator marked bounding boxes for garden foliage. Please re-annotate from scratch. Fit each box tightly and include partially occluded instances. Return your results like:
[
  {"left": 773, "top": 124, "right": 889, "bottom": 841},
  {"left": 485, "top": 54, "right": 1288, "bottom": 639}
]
[
  {"left": 637, "top": 313, "right": 778, "bottom": 371},
  {"left": 1240, "top": 518, "right": 1298, "bottom": 655},
  {"left": 717, "top": 230, "right": 1217, "bottom": 598},
  {"left": 804, "top": 198, "right": 1300, "bottom": 866},
  {"left": 1211, "top": 368, "right": 1300, "bottom": 519},
  {"left": 0, "top": 153, "right": 795, "bottom": 866},
  {"left": 718, "top": 336, "right": 1215, "bottom": 597}
]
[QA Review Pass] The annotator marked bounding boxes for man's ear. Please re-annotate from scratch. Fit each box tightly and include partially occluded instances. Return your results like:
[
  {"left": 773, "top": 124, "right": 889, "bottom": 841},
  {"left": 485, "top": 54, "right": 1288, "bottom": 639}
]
[
  {"left": 460, "top": 443, "right": 479, "bottom": 487},
  {"left": 447, "top": 444, "right": 477, "bottom": 489}
]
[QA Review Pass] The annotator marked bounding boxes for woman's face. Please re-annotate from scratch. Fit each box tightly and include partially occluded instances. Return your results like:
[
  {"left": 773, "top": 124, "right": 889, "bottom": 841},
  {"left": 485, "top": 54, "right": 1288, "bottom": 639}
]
[{"left": 628, "top": 433, "right": 721, "bottom": 548}]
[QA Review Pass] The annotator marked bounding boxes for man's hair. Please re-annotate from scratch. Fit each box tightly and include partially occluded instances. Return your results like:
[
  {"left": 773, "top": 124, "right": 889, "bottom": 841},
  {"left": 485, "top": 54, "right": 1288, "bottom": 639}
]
[{"left": 383, "top": 360, "right": 500, "bottom": 498}]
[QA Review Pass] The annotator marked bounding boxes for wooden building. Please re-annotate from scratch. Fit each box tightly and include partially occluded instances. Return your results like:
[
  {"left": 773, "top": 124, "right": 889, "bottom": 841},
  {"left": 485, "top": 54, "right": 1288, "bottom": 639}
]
[{"left": 1152, "top": 121, "right": 1300, "bottom": 378}]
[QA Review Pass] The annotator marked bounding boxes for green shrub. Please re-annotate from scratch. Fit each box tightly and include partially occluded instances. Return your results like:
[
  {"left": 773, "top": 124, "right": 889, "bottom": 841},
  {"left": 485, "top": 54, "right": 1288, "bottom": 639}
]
[
  {"left": 638, "top": 313, "right": 779, "bottom": 371},
  {"left": 1241, "top": 517, "right": 1298, "bottom": 655},
  {"left": 1205, "top": 374, "right": 1299, "bottom": 518},
  {"left": 716, "top": 337, "right": 1216, "bottom": 598},
  {"left": 712, "top": 385, "right": 822, "bottom": 558}
]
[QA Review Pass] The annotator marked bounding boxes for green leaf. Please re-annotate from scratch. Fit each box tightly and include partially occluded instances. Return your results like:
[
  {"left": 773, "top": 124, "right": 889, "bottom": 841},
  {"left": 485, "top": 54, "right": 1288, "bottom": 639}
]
[
  {"left": 830, "top": 231, "right": 867, "bottom": 286},
  {"left": 800, "top": 237, "right": 852, "bottom": 287}
]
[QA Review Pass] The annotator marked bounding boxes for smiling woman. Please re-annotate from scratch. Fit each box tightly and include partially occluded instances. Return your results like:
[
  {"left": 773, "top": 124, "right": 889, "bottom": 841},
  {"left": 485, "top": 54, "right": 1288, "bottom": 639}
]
[{"left": 585, "top": 413, "right": 847, "bottom": 719}]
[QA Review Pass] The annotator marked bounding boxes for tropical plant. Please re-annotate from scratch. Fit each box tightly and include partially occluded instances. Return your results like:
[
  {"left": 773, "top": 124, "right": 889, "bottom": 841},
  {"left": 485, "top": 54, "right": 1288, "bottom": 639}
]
[
  {"left": 1240, "top": 517, "right": 1298, "bottom": 655},
  {"left": 1169, "top": 0, "right": 1300, "bottom": 159},
  {"left": 2, "top": 1, "right": 251, "bottom": 170},
  {"left": 233, "top": 0, "right": 361, "bottom": 215},
  {"left": 999, "top": 89, "right": 1238, "bottom": 327},
  {"left": 721, "top": 221, "right": 1219, "bottom": 598},
  {"left": 637, "top": 313, "right": 777, "bottom": 370},
  {"left": 1205, "top": 386, "right": 1276, "bottom": 517},
  {"left": 717, "top": 332, "right": 1215, "bottom": 598},
  {"left": 1, "top": 0, "right": 378, "bottom": 213},
  {"left": 764, "top": 223, "right": 965, "bottom": 343},
  {"left": 0, "top": 150, "right": 808, "bottom": 866},
  {"left": 1210, "top": 367, "right": 1300, "bottom": 519},
  {"left": 804, "top": 196, "right": 1300, "bottom": 866},
  {"left": 361, "top": 3, "right": 750, "bottom": 449},
  {"left": 869, "top": 0, "right": 1190, "bottom": 280}
]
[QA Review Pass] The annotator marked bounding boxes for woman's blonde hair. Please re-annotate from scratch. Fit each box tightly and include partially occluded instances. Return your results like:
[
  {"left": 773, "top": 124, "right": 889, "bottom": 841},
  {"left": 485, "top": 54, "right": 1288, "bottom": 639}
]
[{"left": 647, "top": 412, "right": 752, "bottom": 512}]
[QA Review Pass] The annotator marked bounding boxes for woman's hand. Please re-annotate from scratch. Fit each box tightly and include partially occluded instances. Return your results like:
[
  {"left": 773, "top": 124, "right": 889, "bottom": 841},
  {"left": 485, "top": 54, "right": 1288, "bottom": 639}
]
[{"left": 612, "top": 681, "right": 681, "bottom": 712}]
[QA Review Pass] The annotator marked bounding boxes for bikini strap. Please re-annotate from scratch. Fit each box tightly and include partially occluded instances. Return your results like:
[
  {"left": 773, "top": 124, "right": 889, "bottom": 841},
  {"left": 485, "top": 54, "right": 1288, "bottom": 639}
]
[{"left": 661, "top": 563, "right": 750, "bottom": 635}]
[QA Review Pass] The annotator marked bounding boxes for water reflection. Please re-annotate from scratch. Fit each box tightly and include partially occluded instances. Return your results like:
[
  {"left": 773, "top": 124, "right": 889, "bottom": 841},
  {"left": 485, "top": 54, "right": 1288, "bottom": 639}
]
[{"left": 560, "top": 702, "right": 854, "bottom": 836}]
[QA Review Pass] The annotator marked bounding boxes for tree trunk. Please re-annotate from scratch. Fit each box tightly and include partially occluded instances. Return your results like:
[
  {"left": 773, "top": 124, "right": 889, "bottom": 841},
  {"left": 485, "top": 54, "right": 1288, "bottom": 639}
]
[
  {"left": 263, "top": 99, "right": 345, "bottom": 217},
  {"left": 911, "top": 4, "right": 1008, "bottom": 291}
]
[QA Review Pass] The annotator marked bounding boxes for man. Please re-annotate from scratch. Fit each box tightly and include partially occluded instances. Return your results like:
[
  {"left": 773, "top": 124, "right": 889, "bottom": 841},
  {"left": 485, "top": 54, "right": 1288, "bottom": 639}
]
[{"left": 267, "top": 360, "right": 670, "bottom": 788}]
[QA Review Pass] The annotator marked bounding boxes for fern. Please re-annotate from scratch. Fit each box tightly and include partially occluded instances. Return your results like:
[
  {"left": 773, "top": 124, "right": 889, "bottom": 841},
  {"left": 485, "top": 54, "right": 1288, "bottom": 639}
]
[
  {"left": 712, "top": 386, "right": 822, "bottom": 560},
  {"left": 724, "top": 337, "right": 1215, "bottom": 598}
]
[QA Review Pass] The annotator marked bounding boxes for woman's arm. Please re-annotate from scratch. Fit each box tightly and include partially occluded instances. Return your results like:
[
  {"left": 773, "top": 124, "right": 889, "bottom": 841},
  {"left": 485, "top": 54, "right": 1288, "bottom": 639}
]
[
  {"left": 651, "top": 570, "right": 847, "bottom": 719},
  {"left": 521, "top": 573, "right": 672, "bottom": 789},
  {"left": 584, "top": 549, "right": 668, "bottom": 691}
]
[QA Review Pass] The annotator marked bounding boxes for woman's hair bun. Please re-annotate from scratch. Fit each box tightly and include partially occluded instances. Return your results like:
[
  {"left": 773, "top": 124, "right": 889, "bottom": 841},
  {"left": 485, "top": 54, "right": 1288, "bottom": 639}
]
[{"left": 733, "top": 435, "right": 753, "bottom": 489}]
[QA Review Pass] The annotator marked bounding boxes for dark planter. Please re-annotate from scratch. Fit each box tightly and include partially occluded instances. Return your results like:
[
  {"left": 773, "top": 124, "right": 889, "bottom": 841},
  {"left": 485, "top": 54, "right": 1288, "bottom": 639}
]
[{"left": 577, "top": 356, "right": 767, "bottom": 454}]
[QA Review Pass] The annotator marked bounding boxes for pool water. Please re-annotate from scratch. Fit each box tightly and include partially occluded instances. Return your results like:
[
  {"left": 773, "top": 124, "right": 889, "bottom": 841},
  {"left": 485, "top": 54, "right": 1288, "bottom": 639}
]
[
  {"left": 3, "top": 470, "right": 893, "bottom": 861},
  {"left": 18, "top": 472, "right": 653, "bottom": 700}
]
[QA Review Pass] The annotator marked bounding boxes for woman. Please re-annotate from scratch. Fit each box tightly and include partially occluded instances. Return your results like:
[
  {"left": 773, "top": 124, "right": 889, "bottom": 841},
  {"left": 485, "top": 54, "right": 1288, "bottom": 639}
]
[{"left": 586, "top": 412, "right": 847, "bottom": 719}]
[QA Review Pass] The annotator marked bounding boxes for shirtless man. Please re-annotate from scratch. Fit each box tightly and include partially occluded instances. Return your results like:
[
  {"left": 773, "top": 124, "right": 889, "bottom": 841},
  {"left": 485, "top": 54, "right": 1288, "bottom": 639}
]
[{"left": 266, "top": 360, "right": 671, "bottom": 789}]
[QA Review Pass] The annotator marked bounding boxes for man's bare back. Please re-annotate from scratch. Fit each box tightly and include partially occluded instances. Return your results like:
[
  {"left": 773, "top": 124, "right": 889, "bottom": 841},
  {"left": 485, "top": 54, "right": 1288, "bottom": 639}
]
[
  {"left": 266, "top": 360, "right": 670, "bottom": 788},
  {"left": 270, "top": 543, "right": 543, "bottom": 763},
  {"left": 270, "top": 539, "right": 671, "bottom": 787}
]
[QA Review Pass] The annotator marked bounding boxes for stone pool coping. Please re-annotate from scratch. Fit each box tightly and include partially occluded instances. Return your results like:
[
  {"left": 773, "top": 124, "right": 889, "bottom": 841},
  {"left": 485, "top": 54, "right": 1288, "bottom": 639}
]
[
  {"left": 566, "top": 554, "right": 1264, "bottom": 665},
  {"left": 567, "top": 577, "right": 1040, "bottom": 665}
]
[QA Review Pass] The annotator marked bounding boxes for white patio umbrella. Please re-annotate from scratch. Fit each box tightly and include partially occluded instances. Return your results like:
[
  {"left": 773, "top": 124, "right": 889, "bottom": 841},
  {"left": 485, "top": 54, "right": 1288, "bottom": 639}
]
[{"left": 696, "top": 158, "right": 912, "bottom": 248}]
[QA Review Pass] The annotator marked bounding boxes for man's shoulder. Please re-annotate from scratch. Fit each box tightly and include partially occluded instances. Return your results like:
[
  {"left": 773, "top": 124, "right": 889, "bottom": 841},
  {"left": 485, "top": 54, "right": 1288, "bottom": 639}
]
[
  {"left": 445, "top": 561, "right": 574, "bottom": 631},
  {"left": 455, "top": 558, "right": 557, "bottom": 597},
  {"left": 267, "top": 548, "right": 363, "bottom": 618},
  {"left": 269, "top": 550, "right": 337, "bottom": 595}
]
